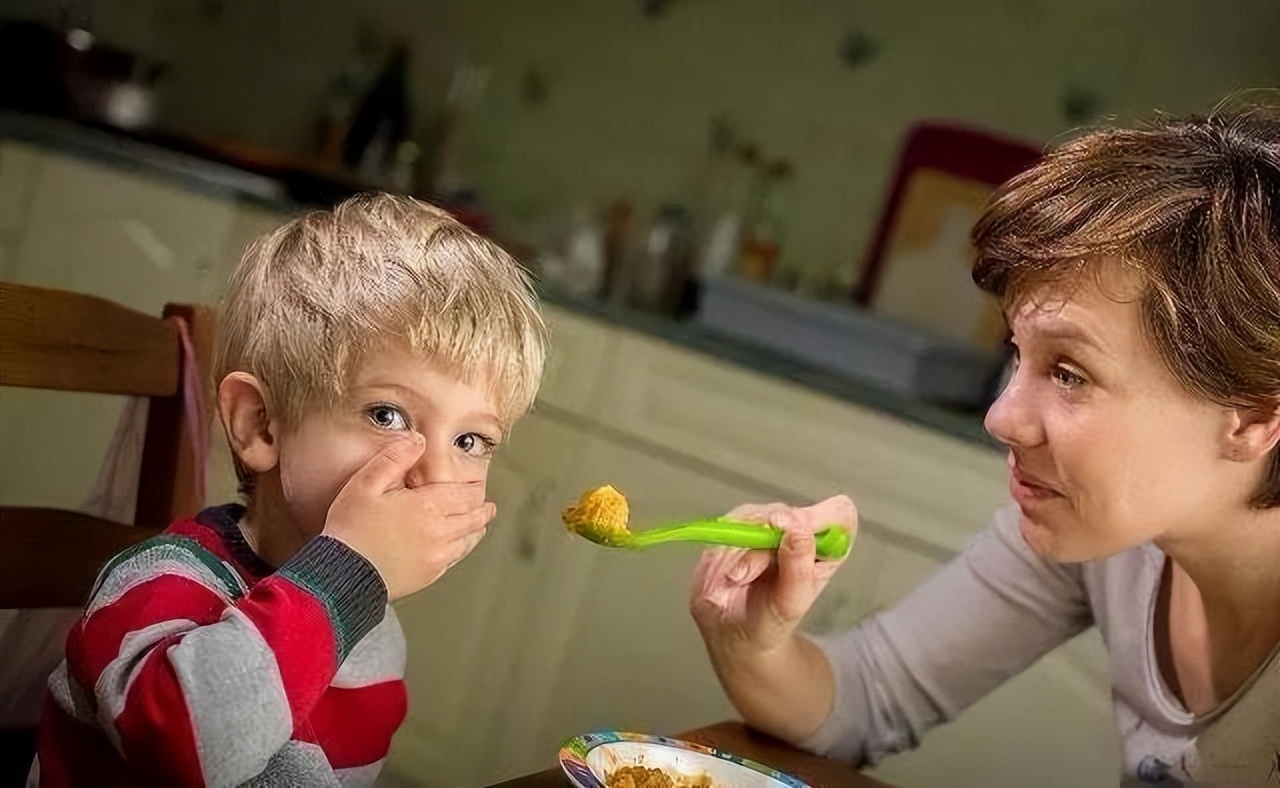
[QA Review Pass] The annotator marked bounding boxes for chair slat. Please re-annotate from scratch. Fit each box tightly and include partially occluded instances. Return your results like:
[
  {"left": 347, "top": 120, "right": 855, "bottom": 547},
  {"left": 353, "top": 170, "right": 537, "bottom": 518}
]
[
  {"left": 0, "top": 282, "right": 179, "bottom": 397},
  {"left": 0, "top": 507, "right": 161, "bottom": 609}
]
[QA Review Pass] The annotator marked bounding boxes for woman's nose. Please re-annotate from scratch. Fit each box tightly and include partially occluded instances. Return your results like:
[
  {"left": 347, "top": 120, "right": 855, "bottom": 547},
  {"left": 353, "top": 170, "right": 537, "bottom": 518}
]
[{"left": 984, "top": 372, "right": 1043, "bottom": 449}]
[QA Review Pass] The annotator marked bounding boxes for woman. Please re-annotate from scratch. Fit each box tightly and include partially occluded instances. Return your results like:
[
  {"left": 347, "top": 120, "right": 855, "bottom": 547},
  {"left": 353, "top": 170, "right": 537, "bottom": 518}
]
[{"left": 690, "top": 99, "right": 1279, "bottom": 787}]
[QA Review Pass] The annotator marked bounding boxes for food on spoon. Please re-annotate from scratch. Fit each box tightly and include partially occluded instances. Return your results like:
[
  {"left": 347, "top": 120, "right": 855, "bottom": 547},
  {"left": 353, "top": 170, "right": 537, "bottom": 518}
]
[{"left": 561, "top": 484, "right": 631, "bottom": 544}]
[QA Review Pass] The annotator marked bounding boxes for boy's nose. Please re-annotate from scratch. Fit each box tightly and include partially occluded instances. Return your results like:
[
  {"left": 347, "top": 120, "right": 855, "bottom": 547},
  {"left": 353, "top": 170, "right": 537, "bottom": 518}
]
[{"left": 404, "top": 441, "right": 470, "bottom": 486}]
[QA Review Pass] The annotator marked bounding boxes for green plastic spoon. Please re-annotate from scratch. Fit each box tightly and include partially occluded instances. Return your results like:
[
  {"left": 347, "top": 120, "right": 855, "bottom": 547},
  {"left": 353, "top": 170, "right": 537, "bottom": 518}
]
[{"left": 567, "top": 515, "right": 853, "bottom": 561}]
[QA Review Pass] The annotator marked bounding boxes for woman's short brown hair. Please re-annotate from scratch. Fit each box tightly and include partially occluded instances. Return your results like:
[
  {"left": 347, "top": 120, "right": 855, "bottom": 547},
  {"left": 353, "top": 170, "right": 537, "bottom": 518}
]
[{"left": 971, "top": 96, "right": 1280, "bottom": 508}]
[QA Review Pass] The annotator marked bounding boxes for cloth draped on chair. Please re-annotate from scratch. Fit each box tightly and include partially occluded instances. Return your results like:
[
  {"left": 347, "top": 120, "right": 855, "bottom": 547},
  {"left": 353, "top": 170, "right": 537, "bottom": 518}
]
[{"left": 0, "top": 314, "right": 209, "bottom": 730}]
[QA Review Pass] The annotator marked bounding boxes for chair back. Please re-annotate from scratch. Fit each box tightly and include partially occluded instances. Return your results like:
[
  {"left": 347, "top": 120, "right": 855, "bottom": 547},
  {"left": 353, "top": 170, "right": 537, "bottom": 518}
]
[{"left": 0, "top": 281, "right": 213, "bottom": 609}]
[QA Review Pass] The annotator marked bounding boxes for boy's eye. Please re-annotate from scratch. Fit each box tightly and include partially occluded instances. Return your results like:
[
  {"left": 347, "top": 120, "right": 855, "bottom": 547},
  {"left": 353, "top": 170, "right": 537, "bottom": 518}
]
[
  {"left": 367, "top": 405, "right": 409, "bottom": 431},
  {"left": 455, "top": 432, "right": 497, "bottom": 458}
]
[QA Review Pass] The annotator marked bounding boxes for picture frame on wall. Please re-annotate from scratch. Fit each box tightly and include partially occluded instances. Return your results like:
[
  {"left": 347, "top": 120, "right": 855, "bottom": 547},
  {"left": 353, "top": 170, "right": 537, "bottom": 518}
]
[{"left": 852, "top": 122, "right": 1042, "bottom": 354}]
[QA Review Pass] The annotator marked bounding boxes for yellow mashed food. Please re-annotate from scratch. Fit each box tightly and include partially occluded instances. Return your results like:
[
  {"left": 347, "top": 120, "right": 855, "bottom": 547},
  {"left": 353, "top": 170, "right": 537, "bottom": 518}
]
[{"left": 562, "top": 484, "right": 631, "bottom": 540}]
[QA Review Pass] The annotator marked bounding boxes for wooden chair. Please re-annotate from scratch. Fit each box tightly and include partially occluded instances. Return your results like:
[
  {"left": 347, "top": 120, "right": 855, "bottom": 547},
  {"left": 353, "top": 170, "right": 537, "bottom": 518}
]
[{"left": 0, "top": 281, "right": 212, "bottom": 784}]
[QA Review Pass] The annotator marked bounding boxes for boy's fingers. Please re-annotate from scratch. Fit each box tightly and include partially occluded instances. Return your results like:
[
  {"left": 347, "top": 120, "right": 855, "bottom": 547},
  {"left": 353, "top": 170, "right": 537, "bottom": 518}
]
[
  {"left": 348, "top": 433, "right": 426, "bottom": 494},
  {"left": 442, "top": 501, "right": 497, "bottom": 536},
  {"left": 414, "top": 479, "right": 488, "bottom": 510}
]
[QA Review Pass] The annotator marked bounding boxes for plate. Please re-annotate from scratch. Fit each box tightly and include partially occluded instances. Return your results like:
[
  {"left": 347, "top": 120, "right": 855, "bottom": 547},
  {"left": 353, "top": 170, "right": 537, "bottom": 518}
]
[{"left": 559, "top": 730, "right": 811, "bottom": 788}]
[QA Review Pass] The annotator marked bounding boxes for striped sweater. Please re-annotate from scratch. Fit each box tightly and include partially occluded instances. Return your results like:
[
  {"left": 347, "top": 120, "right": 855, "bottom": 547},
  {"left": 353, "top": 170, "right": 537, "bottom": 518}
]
[{"left": 35, "top": 504, "right": 408, "bottom": 787}]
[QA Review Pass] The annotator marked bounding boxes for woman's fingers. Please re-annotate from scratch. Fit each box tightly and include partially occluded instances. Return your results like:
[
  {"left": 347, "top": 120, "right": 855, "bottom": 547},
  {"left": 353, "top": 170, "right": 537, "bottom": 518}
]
[
  {"left": 772, "top": 526, "right": 819, "bottom": 622},
  {"left": 802, "top": 495, "right": 858, "bottom": 538}
]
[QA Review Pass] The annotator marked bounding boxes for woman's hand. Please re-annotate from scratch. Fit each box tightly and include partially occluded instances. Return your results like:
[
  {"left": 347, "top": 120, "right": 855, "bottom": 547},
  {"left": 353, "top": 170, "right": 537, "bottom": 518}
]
[
  {"left": 689, "top": 494, "right": 857, "bottom": 659},
  {"left": 688, "top": 494, "right": 858, "bottom": 743}
]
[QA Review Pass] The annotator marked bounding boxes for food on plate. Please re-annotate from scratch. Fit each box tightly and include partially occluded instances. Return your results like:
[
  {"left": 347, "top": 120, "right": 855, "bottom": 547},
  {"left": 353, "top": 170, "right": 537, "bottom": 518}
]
[{"left": 604, "top": 765, "right": 711, "bottom": 788}]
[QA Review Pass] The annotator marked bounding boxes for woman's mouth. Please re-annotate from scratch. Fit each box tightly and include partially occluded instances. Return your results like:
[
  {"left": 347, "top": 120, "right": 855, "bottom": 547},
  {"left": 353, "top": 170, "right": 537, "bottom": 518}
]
[{"left": 1009, "top": 461, "right": 1062, "bottom": 506}]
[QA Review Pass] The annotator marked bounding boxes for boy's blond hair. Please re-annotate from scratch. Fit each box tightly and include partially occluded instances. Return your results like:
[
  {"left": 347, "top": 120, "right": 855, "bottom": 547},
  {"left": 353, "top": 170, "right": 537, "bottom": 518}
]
[{"left": 213, "top": 193, "right": 547, "bottom": 433}]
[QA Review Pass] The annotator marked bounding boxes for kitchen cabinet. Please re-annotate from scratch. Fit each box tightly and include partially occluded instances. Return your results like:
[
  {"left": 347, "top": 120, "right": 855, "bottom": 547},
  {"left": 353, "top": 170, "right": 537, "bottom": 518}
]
[
  {"left": 0, "top": 137, "right": 1114, "bottom": 788},
  {"left": 385, "top": 412, "right": 589, "bottom": 787},
  {"left": 483, "top": 435, "right": 767, "bottom": 778},
  {"left": 12, "top": 148, "right": 238, "bottom": 315},
  {"left": 383, "top": 305, "right": 622, "bottom": 787},
  {"left": 382, "top": 315, "right": 1113, "bottom": 787},
  {"left": 0, "top": 141, "right": 44, "bottom": 280},
  {"left": 0, "top": 139, "right": 290, "bottom": 512},
  {"left": 587, "top": 331, "right": 1010, "bottom": 555}
]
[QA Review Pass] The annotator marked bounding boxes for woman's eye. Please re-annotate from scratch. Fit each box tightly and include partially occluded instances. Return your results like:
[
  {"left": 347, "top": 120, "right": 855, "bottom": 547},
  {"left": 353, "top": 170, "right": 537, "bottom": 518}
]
[
  {"left": 1052, "top": 365, "right": 1087, "bottom": 388},
  {"left": 367, "top": 405, "right": 409, "bottom": 431},
  {"left": 455, "top": 432, "right": 497, "bottom": 458}
]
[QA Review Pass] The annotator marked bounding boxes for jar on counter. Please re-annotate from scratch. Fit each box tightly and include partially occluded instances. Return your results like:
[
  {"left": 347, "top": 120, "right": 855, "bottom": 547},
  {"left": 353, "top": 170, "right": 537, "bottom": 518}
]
[{"left": 737, "top": 157, "right": 793, "bottom": 283}]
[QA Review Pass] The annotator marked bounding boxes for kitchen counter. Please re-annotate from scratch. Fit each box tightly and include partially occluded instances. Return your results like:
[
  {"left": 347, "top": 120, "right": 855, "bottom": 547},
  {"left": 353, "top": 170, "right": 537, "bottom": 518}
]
[
  {"left": 0, "top": 110, "right": 994, "bottom": 448},
  {"left": 0, "top": 110, "right": 293, "bottom": 207},
  {"left": 538, "top": 284, "right": 996, "bottom": 447}
]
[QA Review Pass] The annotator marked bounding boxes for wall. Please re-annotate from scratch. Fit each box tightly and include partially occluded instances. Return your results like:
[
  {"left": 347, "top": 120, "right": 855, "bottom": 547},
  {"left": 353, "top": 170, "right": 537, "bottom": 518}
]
[{"left": 5, "top": 0, "right": 1278, "bottom": 290}]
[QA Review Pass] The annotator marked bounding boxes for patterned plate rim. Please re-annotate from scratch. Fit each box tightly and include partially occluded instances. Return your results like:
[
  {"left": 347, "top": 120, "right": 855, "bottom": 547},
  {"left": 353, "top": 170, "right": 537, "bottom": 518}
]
[{"left": 558, "top": 730, "right": 811, "bottom": 788}]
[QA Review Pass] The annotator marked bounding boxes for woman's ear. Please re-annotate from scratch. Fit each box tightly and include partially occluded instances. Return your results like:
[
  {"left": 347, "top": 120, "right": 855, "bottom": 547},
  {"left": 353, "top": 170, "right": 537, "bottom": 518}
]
[
  {"left": 1224, "top": 404, "right": 1280, "bottom": 463},
  {"left": 217, "top": 372, "right": 279, "bottom": 474}
]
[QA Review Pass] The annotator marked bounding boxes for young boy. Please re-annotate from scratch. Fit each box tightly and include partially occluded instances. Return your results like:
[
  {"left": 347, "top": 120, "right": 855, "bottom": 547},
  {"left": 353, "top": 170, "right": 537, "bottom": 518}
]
[{"left": 35, "top": 194, "right": 548, "bottom": 786}]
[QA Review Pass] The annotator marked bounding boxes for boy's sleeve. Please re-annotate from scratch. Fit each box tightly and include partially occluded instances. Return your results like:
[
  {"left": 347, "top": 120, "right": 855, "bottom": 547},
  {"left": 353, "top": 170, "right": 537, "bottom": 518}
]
[{"left": 61, "top": 534, "right": 386, "bottom": 788}]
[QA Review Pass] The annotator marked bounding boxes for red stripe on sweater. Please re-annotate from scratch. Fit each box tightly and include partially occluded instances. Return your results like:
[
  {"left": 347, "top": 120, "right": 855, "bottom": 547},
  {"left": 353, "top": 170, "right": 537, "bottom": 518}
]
[
  {"left": 235, "top": 575, "right": 340, "bottom": 728},
  {"left": 296, "top": 680, "right": 408, "bottom": 768},
  {"left": 111, "top": 636, "right": 206, "bottom": 784},
  {"left": 38, "top": 695, "right": 142, "bottom": 788},
  {"left": 68, "top": 575, "right": 226, "bottom": 690}
]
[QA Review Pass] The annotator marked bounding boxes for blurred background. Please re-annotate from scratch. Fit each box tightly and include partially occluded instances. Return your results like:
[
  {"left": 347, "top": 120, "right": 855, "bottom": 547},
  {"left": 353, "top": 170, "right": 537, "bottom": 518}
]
[{"left": 0, "top": 1, "right": 1276, "bottom": 787}]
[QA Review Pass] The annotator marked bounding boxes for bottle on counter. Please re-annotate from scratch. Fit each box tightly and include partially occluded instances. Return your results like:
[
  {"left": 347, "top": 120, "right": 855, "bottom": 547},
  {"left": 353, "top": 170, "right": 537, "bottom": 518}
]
[
  {"left": 428, "top": 62, "right": 488, "bottom": 199},
  {"left": 632, "top": 203, "right": 695, "bottom": 315},
  {"left": 602, "top": 198, "right": 637, "bottom": 306},
  {"left": 696, "top": 142, "right": 761, "bottom": 281},
  {"left": 341, "top": 38, "right": 411, "bottom": 182}
]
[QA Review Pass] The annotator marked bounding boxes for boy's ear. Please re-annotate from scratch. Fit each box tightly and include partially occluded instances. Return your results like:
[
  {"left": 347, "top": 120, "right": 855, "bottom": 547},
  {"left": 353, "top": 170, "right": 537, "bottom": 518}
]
[
  {"left": 217, "top": 372, "right": 279, "bottom": 474},
  {"left": 1223, "top": 404, "right": 1280, "bottom": 463}
]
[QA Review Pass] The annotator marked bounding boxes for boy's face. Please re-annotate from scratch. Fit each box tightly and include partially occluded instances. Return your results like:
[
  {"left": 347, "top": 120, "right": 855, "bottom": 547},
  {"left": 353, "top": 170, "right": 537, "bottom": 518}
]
[{"left": 273, "top": 345, "right": 504, "bottom": 543}]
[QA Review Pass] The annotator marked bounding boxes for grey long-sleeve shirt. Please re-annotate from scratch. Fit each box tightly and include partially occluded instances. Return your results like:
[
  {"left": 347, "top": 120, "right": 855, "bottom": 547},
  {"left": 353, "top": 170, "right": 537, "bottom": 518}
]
[{"left": 803, "top": 504, "right": 1279, "bottom": 787}]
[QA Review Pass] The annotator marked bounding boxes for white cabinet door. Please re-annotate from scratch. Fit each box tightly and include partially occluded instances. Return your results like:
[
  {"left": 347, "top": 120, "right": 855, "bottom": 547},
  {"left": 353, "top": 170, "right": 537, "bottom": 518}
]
[
  {"left": 1, "top": 152, "right": 234, "bottom": 511},
  {"left": 12, "top": 152, "right": 237, "bottom": 315},
  {"left": 383, "top": 412, "right": 588, "bottom": 788},
  {"left": 201, "top": 201, "right": 293, "bottom": 305},
  {"left": 0, "top": 141, "right": 44, "bottom": 280},
  {"left": 485, "top": 434, "right": 775, "bottom": 782},
  {"left": 538, "top": 307, "right": 615, "bottom": 416}
]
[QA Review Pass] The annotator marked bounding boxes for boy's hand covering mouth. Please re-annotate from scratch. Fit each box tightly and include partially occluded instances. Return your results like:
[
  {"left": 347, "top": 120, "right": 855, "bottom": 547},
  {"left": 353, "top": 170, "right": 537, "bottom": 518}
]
[{"left": 323, "top": 433, "right": 497, "bottom": 600}]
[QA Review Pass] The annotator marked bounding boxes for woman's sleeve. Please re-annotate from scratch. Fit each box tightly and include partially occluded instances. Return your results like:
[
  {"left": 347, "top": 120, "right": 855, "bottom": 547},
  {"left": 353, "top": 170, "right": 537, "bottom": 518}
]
[{"left": 801, "top": 504, "right": 1092, "bottom": 765}]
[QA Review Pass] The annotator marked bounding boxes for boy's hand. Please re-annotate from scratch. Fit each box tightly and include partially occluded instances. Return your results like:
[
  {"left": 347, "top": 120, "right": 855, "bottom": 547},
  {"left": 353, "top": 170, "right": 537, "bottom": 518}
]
[{"left": 323, "top": 433, "right": 496, "bottom": 601}]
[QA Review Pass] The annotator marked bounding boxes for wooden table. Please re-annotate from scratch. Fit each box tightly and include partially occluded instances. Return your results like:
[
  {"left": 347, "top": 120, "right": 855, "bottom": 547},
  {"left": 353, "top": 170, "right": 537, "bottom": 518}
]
[{"left": 485, "top": 721, "right": 892, "bottom": 788}]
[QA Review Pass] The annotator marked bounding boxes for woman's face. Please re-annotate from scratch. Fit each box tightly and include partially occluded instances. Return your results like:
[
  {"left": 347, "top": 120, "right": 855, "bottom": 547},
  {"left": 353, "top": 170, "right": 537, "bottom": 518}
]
[{"left": 984, "top": 264, "right": 1251, "bottom": 562}]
